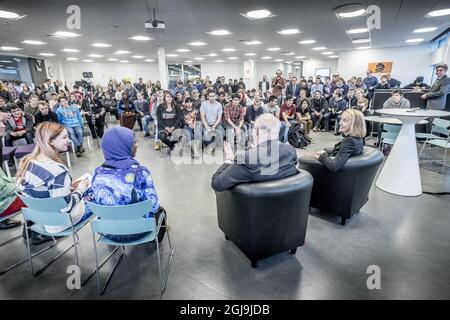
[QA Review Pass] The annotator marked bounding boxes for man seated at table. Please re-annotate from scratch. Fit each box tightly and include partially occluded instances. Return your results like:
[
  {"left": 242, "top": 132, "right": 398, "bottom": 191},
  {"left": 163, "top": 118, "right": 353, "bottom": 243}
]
[
  {"left": 383, "top": 90, "right": 411, "bottom": 109},
  {"left": 211, "top": 113, "right": 298, "bottom": 192}
]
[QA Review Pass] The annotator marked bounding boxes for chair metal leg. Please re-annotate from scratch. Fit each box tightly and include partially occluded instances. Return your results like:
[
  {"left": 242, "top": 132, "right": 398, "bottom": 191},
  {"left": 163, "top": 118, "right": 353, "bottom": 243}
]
[
  {"left": 24, "top": 220, "right": 34, "bottom": 275},
  {"left": 81, "top": 245, "right": 120, "bottom": 287},
  {"left": 99, "top": 246, "right": 125, "bottom": 295},
  {"left": 87, "top": 136, "right": 91, "bottom": 150},
  {"left": 419, "top": 138, "right": 428, "bottom": 158},
  {"left": 33, "top": 239, "right": 76, "bottom": 276},
  {"left": 3, "top": 160, "right": 11, "bottom": 178},
  {"left": 0, "top": 238, "right": 58, "bottom": 275},
  {"left": 155, "top": 213, "right": 174, "bottom": 294}
]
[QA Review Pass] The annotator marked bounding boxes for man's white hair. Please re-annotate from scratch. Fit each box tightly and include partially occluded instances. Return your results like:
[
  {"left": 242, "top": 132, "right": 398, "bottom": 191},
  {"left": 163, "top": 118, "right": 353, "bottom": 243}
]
[{"left": 254, "top": 113, "right": 281, "bottom": 139}]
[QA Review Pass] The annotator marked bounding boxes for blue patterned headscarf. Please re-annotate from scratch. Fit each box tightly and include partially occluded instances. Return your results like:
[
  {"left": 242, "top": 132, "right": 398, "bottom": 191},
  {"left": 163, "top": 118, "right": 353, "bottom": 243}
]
[{"left": 101, "top": 126, "right": 139, "bottom": 169}]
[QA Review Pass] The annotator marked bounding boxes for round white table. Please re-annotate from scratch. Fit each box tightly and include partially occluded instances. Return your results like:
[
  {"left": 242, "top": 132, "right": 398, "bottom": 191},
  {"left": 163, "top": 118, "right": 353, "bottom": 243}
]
[{"left": 375, "top": 109, "right": 450, "bottom": 196}]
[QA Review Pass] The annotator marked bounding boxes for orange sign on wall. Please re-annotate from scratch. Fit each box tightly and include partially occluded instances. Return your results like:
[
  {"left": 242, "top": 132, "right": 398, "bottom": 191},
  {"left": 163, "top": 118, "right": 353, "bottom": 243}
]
[{"left": 368, "top": 62, "right": 393, "bottom": 74}]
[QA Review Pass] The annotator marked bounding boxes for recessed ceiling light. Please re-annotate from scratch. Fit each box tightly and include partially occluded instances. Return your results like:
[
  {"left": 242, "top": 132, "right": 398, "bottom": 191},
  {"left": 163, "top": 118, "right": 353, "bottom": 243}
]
[
  {"left": 0, "top": 46, "right": 21, "bottom": 51},
  {"left": 207, "top": 53, "right": 218, "bottom": 57},
  {"left": 144, "top": 59, "right": 154, "bottom": 62},
  {"left": 336, "top": 9, "right": 366, "bottom": 18},
  {"left": 62, "top": 48, "right": 80, "bottom": 52},
  {"left": 329, "top": 55, "right": 339, "bottom": 58},
  {"left": 7, "top": 67, "right": 15, "bottom": 69},
  {"left": 277, "top": 29, "right": 301, "bottom": 35},
  {"left": 91, "top": 43, "right": 112, "bottom": 48},
  {"left": 193, "top": 57, "right": 204, "bottom": 60},
  {"left": 405, "top": 38, "right": 424, "bottom": 43},
  {"left": 22, "top": 40, "right": 46, "bottom": 45},
  {"left": 82, "top": 59, "right": 93, "bottom": 62},
  {"left": 228, "top": 57, "right": 238, "bottom": 60},
  {"left": 132, "top": 55, "right": 144, "bottom": 59},
  {"left": 88, "top": 54, "right": 103, "bottom": 58},
  {"left": 243, "top": 9, "right": 272, "bottom": 20},
  {"left": 347, "top": 28, "right": 369, "bottom": 34},
  {"left": 39, "top": 53, "right": 55, "bottom": 56},
  {"left": 207, "top": 29, "right": 232, "bottom": 36},
  {"left": 312, "top": 47, "right": 326, "bottom": 51},
  {"left": 282, "top": 52, "right": 295, "bottom": 56},
  {"left": 188, "top": 41, "right": 207, "bottom": 46},
  {"left": 242, "top": 40, "right": 262, "bottom": 45},
  {"left": 222, "top": 48, "right": 236, "bottom": 52},
  {"left": 108, "top": 58, "right": 119, "bottom": 61},
  {"left": 176, "top": 49, "right": 191, "bottom": 52},
  {"left": 413, "top": 27, "right": 437, "bottom": 33},
  {"left": 298, "top": 40, "right": 316, "bottom": 44},
  {"left": 274, "top": 59, "right": 283, "bottom": 62},
  {"left": 267, "top": 47, "right": 281, "bottom": 51},
  {"left": 0, "top": 10, "right": 20, "bottom": 19},
  {"left": 185, "top": 60, "right": 193, "bottom": 63},
  {"left": 261, "top": 56, "right": 272, "bottom": 59},
  {"left": 295, "top": 56, "right": 306, "bottom": 59},
  {"left": 215, "top": 60, "right": 224, "bottom": 62},
  {"left": 244, "top": 53, "right": 257, "bottom": 56},
  {"left": 0, "top": 60, "right": 12, "bottom": 63},
  {"left": 166, "top": 54, "right": 178, "bottom": 57},
  {"left": 321, "top": 51, "right": 334, "bottom": 55},
  {"left": 356, "top": 46, "right": 371, "bottom": 49},
  {"left": 352, "top": 39, "right": 371, "bottom": 44},
  {"left": 119, "top": 60, "right": 129, "bottom": 63},
  {"left": 66, "top": 57, "right": 79, "bottom": 61},
  {"left": 114, "top": 50, "right": 131, "bottom": 54},
  {"left": 53, "top": 31, "right": 81, "bottom": 38},
  {"left": 427, "top": 8, "right": 450, "bottom": 17},
  {"left": 129, "top": 35, "right": 152, "bottom": 41}
]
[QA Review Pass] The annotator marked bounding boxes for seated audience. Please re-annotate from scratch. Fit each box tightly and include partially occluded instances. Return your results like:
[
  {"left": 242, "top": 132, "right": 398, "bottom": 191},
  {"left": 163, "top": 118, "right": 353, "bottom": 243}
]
[
  {"left": 386, "top": 74, "right": 401, "bottom": 88},
  {"left": 19, "top": 85, "right": 32, "bottom": 104},
  {"left": 0, "top": 168, "right": 24, "bottom": 230},
  {"left": 82, "top": 91, "right": 106, "bottom": 139},
  {"left": 313, "top": 109, "right": 366, "bottom": 173},
  {"left": 211, "top": 113, "right": 298, "bottom": 191},
  {"left": 16, "top": 122, "right": 91, "bottom": 243},
  {"left": 311, "top": 91, "right": 329, "bottom": 132},
  {"left": 245, "top": 95, "right": 265, "bottom": 128},
  {"left": 223, "top": 94, "right": 247, "bottom": 147},
  {"left": 404, "top": 76, "right": 430, "bottom": 91},
  {"left": 181, "top": 97, "right": 202, "bottom": 157},
  {"left": 34, "top": 101, "right": 58, "bottom": 126},
  {"left": 102, "top": 92, "right": 119, "bottom": 120},
  {"left": 156, "top": 91, "right": 183, "bottom": 153},
  {"left": 56, "top": 97, "right": 85, "bottom": 156},
  {"left": 118, "top": 92, "right": 136, "bottom": 130},
  {"left": 355, "top": 97, "right": 369, "bottom": 115},
  {"left": 279, "top": 95, "right": 297, "bottom": 142},
  {"left": 24, "top": 95, "right": 39, "bottom": 117},
  {"left": 329, "top": 90, "right": 348, "bottom": 134},
  {"left": 296, "top": 98, "right": 313, "bottom": 135},
  {"left": 374, "top": 75, "right": 391, "bottom": 90},
  {"left": 134, "top": 92, "right": 148, "bottom": 132},
  {"left": 5, "top": 104, "right": 34, "bottom": 146},
  {"left": 200, "top": 90, "right": 225, "bottom": 149},
  {"left": 383, "top": 89, "right": 411, "bottom": 109},
  {"left": 84, "top": 126, "right": 165, "bottom": 242}
]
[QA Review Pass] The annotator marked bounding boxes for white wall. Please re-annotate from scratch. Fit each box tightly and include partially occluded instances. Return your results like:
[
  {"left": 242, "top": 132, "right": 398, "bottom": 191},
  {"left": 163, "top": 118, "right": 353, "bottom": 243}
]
[
  {"left": 44, "top": 58, "right": 62, "bottom": 82},
  {"left": 337, "top": 44, "right": 435, "bottom": 86},
  {"left": 302, "top": 58, "right": 338, "bottom": 78},
  {"left": 200, "top": 62, "right": 242, "bottom": 80}
]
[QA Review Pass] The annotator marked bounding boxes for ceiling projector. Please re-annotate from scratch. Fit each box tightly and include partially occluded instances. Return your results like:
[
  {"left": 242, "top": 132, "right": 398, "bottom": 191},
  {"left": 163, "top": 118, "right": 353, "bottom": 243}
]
[{"left": 145, "top": 19, "right": 165, "bottom": 33}]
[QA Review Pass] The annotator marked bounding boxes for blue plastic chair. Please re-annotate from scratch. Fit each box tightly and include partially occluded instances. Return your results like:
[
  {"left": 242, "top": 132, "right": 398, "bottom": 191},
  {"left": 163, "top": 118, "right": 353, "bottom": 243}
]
[
  {"left": 380, "top": 124, "right": 401, "bottom": 150},
  {"left": 0, "top": 210, "right": 28, "bottom": 275},
  {"left": 17, "top": 194, "right": 92, "bottom": 276},
  {"left": 84, "top": 200, "right": 173, "bottom": 295}
]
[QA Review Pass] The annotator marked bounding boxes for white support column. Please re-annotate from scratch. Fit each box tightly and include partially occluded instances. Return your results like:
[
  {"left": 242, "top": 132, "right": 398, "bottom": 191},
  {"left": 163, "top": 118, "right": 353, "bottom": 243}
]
[{"left": 157, "top": 47, "right": 168, "bottom": 90}]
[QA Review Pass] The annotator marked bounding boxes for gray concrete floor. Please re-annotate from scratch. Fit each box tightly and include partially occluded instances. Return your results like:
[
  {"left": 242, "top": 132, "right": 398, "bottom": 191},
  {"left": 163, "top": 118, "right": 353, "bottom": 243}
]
[{"left": 0, "top": 125, "right": 449, "bottom": 300}]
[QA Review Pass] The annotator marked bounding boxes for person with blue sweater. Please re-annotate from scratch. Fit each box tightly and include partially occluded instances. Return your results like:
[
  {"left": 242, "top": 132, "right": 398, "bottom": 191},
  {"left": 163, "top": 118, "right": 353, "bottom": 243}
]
[
  {"left": 56, "top": 96, "right": 85, "bottom": 156},
  {"left": 83, "top": 126, "right": 165, "bottom": 242}
]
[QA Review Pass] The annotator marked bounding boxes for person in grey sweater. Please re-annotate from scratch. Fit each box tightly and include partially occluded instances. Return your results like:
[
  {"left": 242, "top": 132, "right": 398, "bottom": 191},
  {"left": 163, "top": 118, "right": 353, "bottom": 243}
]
[{"left": 383, "top": 90, "right": 411, "bottom": 109}]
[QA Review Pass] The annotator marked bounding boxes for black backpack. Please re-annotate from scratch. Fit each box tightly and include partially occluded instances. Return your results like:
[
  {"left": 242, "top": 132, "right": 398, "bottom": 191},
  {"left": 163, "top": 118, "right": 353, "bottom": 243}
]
[{"left": 288, "top": 124, "right": 311, "bottom": 149}]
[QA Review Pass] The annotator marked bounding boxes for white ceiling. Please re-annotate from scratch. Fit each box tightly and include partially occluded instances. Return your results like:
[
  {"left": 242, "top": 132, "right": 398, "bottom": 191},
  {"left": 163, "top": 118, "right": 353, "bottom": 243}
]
[{"left": 0, "top": 0, "right": 449, "bottom": 64}]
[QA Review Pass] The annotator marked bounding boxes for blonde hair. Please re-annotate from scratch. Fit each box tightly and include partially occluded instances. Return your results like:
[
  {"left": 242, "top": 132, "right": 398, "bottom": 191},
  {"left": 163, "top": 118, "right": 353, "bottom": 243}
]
[
  {"left": 343, "top": 109, "right": 366, "bottom": 138},
  {"left": 16, "top": 122, "right": 66, "bottom": 182}
]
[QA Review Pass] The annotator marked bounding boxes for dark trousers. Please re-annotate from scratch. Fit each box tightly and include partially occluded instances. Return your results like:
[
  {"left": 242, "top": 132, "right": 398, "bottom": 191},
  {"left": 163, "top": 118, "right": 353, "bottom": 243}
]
[
  {"left": 88, "top": 116, "right": 105, "bottom": 139},
  {"left": 312, "top": 113, "right": 323, "bottom": 129},
  {"left": 158, "top": 130, "right": 176, "bottom": 150},
  {"left": 5, "top": 132, "right": 33, "bottom": 146},
  {"left": 136, "top": 113, "right": 144, "bottom": 131}
]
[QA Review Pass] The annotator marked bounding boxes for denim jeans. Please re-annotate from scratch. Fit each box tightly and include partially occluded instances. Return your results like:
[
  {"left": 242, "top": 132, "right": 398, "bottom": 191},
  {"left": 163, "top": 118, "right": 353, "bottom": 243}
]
[
  {"left": 202, "top": 124, "right": 224, "bottom": 147},
  {"left": 66, "top": 125, "right": 84, "bottom": 147},
  {"left": 141, "top": 115, "right": 153, "bottom": 134}
]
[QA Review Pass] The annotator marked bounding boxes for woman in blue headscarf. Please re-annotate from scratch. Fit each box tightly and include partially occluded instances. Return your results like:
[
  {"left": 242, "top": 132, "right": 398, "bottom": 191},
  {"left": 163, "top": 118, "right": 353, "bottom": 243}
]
[{"left": 85, "top": 126, "right": 164, "bottom": 242}]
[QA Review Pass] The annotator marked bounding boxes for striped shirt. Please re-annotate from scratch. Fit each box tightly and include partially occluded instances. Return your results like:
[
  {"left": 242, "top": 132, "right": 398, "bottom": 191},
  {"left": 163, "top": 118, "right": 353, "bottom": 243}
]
[{"left": 18, "top": 158, "right": 85, "bottom": 233}]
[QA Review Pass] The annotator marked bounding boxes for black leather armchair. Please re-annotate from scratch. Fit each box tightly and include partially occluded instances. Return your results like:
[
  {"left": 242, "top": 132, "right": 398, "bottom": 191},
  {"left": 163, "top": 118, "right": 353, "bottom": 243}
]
[
  {"left": 215, "top": 171, "right": 313, "bottom": 268},
  {"left": 299, "top": 147, "right": 384, "bottom": 225}
]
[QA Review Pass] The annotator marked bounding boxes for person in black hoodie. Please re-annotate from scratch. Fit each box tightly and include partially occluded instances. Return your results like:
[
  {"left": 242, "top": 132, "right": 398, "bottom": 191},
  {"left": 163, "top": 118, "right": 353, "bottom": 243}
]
[
  {"left": 311, "top": 91, "right": 329, "bottom": 131},
  {"left": 314, "top": 109, "right": 365, "bottom": 172},
  {"left": 156, "top": 91, "right": 183, "bottom": 152},
  {"left": 404, "top": 76, "right": 431, "bottom": 91},
  {"left": 34, "top": 101, "right": 58, "bottom": 126}
]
